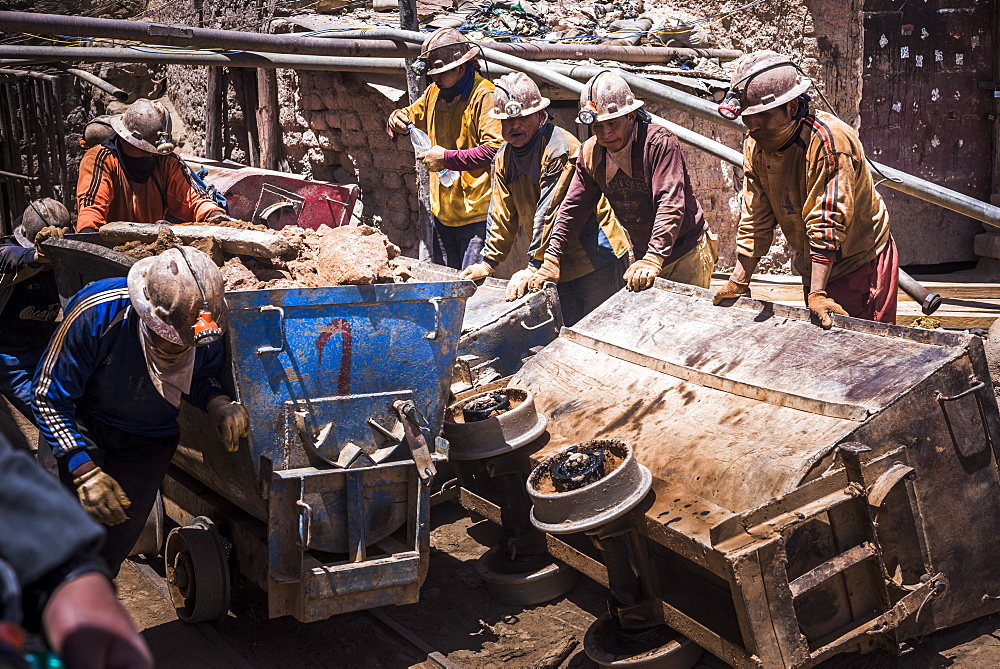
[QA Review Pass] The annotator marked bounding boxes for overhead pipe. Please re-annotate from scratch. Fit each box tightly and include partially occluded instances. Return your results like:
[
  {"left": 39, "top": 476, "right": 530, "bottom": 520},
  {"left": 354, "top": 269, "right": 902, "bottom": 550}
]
[
  {"left": 59, "top": 66, "right": 129, "bottom": 101},
  {"left": 0, "top": 11, "right": 739, "bottom": 64}
]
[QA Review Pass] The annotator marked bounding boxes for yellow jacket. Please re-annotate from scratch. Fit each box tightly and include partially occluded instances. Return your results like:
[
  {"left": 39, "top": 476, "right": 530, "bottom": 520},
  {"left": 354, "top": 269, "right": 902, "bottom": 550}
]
[{"left": 404, "top": 73, "right": 504, "bottom": 227}]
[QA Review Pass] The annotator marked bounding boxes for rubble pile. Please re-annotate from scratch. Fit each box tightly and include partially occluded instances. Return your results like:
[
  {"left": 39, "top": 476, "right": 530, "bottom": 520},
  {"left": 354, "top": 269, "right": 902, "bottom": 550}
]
[{"left": 116, "top": 222, "right": 412, "bottom": 291}]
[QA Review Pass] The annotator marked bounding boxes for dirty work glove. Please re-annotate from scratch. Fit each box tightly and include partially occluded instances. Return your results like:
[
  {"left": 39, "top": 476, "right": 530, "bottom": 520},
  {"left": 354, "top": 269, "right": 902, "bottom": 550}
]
[
  {"left": 527, "top": 255, "right": 560, "bottom": 292},
  {"left": 207, "top": 395, "right": 249, "bottom": 452},
  {"left": 32, "top": 225, "right": 66, "bottom": 262},
  {"left": 505, "top": 268, "right": 535, "bottom": 302},
  {"left": 712, "top": 279, "right": 752, "bottom": 305},
  {"left": 388, "top": 109, "right": 411, "bottom": 134},
  {"left": 73, "top": 467, "right": 131, "bottom": 526},
  {"left": 460, "top": 262, "right": 494, "bottom": 282},
  {"left": 807, "top": 290, "right": 849, "bottom": 329},
  {"left": 206, "top": 212, "right": 233, "bottom": 223},
  {"left": 623, "top": 255, "right": 664, "bottom": 292}
]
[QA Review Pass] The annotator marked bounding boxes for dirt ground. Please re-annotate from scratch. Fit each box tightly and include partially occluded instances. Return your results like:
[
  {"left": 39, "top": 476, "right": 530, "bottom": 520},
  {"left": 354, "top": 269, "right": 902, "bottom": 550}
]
[{"left": 117, "top": 501, "right": 1000, "bottom": 669}]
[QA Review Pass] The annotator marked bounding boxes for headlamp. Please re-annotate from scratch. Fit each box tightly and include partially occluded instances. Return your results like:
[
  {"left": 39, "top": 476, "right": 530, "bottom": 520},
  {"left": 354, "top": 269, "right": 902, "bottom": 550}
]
[
  {"left": 193, "top": 310, "right": 223, "bottom": 345},
  {"left": 504, "top": 99, "right": 523, "bottom": 117},
  {"left": 717, "top": 89, "right": 742, "bottom": 120},
  {"left": 577, "top": 104, "right": 598, "bottom": 125}
]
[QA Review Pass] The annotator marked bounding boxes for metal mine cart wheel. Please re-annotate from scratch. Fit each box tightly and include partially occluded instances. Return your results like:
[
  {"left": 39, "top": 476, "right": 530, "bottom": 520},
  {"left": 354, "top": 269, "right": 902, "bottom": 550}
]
[
  {"left": 584, "top": 614, "right": 703, "bottom": 669},
  {"left": 165, "top": 516, "right": 231, "bottom": 623}
]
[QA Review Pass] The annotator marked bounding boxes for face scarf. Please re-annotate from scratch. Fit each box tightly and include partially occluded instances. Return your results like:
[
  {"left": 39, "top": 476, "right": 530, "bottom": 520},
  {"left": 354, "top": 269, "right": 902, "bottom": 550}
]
[
  {"left": 748, "top": 119, "right": 803, "bottom": 153},
  {"left": 438, "top": 63, "right": 478, "bottom": 103},
  {"left": 138, "top": 320, "right": 196, "bottom": 407},
  {"left": 103, "top": 135, "right": 157, "bottom": 183},
  {"left": 507, "top": 120, "right": 549, "bottom": 184}
]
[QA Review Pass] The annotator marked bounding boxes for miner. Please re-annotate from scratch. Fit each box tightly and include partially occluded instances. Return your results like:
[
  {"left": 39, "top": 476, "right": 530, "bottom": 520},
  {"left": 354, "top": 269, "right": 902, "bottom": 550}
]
[
  {"left": 529, "top": 72, "right": 717, "bottom": 294},
  {"left": 0, "top": 198, "right": 73, "bottom": 424},
  {"left": 75, "top": 98, "right": 230, "bottom": 232},
  {"left": 387, "top": 28, "right": 504, "bottom": 270},
  {"left": 460, "top": 73, "right": 630, "bottom": 325},
  {"left": 34, "top": 246, "right": 249, "bottom": 574},
  {"left": 712, "top": 50, "right": 898, "bottom": 328}
]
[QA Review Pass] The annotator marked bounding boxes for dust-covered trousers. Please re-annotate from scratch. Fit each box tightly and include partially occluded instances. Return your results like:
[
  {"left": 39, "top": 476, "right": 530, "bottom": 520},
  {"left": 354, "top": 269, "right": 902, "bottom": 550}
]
[
  {"left": 56, "top": 410, "right": 178, "bottom": 577},
  {"left": 657, "top": 231, "right": 718, "bottom": 289},
  {"left": 433, "top": 218, "right": 487, "bottom": 270},
  {"left": 800, "top": 234, "right": 899, "bottom": 325}
]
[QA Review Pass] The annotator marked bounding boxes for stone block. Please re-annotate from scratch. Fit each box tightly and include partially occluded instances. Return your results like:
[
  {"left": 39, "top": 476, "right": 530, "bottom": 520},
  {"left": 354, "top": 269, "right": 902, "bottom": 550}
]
[{"left": 974, "top": 233, "right": 1000, "bottom": 260}]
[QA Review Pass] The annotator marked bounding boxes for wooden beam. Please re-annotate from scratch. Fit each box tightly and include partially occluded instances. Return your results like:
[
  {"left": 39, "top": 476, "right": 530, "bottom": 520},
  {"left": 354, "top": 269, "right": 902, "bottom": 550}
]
[
  {"left": 256, "top": 68, "right": 281, "bottom": 171},
  {"left": 204, "top": 66, "right": 224, "bottom": 160}
]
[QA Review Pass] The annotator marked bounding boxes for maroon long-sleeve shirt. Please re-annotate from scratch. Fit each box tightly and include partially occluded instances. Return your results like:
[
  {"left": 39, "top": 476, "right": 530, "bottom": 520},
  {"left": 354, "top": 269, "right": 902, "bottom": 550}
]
[{"left": 547, "top": 122, "right": 706, "bottom": 264}]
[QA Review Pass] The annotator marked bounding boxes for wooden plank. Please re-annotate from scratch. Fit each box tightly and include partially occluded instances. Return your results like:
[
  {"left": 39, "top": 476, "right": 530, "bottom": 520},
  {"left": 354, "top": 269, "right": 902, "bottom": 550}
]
[
  {"left": 205, "top": 67, "right": 225, "bottom": 160},
  {"left": 757, "top": 539, "right": 810, "bottom": 666},
  {"left": 788, "top": 542, "right": 876, "bottom": 599},
  {"left": 256, "top": 68, "right": 282, "bottom": 171}
]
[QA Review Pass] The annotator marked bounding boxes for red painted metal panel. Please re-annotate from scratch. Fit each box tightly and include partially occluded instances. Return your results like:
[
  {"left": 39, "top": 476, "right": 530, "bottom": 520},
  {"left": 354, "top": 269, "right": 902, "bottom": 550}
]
[{"left": 861, "top": 0, "right": 994, "bottom": 265}]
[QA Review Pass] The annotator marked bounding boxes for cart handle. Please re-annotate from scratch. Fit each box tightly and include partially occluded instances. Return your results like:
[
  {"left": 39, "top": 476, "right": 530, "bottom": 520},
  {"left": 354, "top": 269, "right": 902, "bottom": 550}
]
[{"left": 256, "top": 305, "right": 286, "bottom": 355}]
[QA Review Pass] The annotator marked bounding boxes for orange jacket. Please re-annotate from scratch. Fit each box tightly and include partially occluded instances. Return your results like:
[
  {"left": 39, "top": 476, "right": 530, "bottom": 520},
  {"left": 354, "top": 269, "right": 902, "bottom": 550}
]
[{"left": 76, "top": 145, "right": 224, "bottom": 232}]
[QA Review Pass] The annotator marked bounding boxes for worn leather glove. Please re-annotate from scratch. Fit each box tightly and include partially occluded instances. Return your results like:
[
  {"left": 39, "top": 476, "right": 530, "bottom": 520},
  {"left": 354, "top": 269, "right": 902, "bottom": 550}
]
[
  {"left": 712, "top": 279, "right": 752, "bottom": 305},
  {"left": 460, "top": 262, "right": 494, "bottom": 282},
  {"left": 527, "top": 255, "right": 560, "bottom": 292},
  {"left": 32, "top": 225, "right": 66, "bottom": 262},
  {"left": 505, "top": 268, "right": 535, "bottom": 302},
  {"left": 623, "top": 255, "right": 664, "bottom": 292},
  {"left": 73, "top": 467, "right": 131, "bottom": 526},
  {"left": 207, "top": 395, "right": 249, "bottom": 452},
  {"left": 807, "top": 290, "right": 849, "bottom": 329},
  {"left": 388, "top": 109, "right": 411, "bottom": 134}
]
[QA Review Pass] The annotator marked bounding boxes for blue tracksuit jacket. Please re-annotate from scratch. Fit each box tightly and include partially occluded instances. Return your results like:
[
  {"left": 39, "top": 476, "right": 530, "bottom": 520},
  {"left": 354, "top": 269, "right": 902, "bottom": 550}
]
[{"left": 33, "top": 277, "right": 225, "bottom": 471}]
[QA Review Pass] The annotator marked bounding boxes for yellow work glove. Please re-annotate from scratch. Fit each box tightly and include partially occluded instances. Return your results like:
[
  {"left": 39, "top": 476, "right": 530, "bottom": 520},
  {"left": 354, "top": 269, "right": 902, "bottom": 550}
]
[
  {"left": 33, "top": 225, "right": 66, "bottom": 262},
  {"left": 526, "top": 255, "right": 560, "bottom": 292},
  {"left": 73, "top": 467, "right": 131, "bottom": 526},
  {"left": 207, "top": 395, "right": 249, "bottom": 452},
  {"left": 388, "top": 109, "right": 411, "bottom": 134},
  {"left": 807, "top": 290, "right": 849, "bottom": 329},
  {"left": 623, "top": 255, "right": 664, "bottom": 292},
  {"left": 505, "top": 268, "right": 535, "bottom": 302},
  {"left": 460, "top": 262, "right": 495, "bottom": 282},
  {"left": 712, "top": 279, "right": 752, "bottom": 305}
]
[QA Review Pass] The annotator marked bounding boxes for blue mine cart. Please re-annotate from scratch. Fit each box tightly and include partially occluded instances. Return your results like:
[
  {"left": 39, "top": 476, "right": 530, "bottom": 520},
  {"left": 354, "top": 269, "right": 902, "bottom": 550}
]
[{"left": 45, "top": 235, "right": 475, "bottom": 623}]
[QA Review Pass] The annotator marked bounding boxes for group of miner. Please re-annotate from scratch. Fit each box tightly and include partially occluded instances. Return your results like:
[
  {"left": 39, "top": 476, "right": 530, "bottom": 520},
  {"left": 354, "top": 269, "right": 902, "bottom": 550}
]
[
  {"left": 0, "top": 26, "right": 897, "bottom": 668},
  {"left": 389, "top": 29, "right": 897, "bottom": 330}
]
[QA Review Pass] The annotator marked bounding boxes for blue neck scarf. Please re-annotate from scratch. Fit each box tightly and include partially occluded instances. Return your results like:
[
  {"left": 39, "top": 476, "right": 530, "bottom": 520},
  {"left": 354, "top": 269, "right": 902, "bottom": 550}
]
[{"left": 438, "top": 64, "right": 478, "bottom": 103}]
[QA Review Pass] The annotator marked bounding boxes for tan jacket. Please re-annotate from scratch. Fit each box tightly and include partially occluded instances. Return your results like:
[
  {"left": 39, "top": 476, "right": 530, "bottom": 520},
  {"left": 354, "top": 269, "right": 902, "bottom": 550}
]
[
  {"left": 736, "top": 110, "right": 891, "bottom": 281},
  {"left": 404, "top": 74, "right": 504, "bottom": 227},
  {"left": 485, "top": 124, "right": 629, "bottom": 282}
]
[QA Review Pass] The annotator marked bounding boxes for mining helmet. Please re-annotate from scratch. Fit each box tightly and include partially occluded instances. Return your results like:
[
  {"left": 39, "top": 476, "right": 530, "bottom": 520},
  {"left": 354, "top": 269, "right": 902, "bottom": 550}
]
[
  {"left": 13, "top": 198, "right": 72, "bottom": 248},
  {"left": 128, "top": 245, "right": 227, "bottom": 347},
  {"left": 419, "top": 28, "right": 478, "bottom": 76},
  {"left": 576, "top": 71, "right": 644, "bottom": 125},
  {"left": 718, "top": 50, "right": 812, "bottom": 120},
  {"left": 489, "top": 73, "right": 550, "bottom": 120},
  {"left": 110, "top": 98, "right": 176, "bottom": 155}
]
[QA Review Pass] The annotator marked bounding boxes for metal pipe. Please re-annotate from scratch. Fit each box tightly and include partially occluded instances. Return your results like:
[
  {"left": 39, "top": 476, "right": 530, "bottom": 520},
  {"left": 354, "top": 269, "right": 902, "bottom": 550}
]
[
  {"left": 0, "top": 11, "right": 741, "bottom": 64},
  {"left": 0, "top": 11, "right": 424, "bottom": 58},
  {"left": 60, "top": 66, "right": 129, "bottom": 101},
  {"left": 898, "top": 269, "right": 942, "bottom": 315},
  {"left": 315, "top": 29, "right": 742, "bottom": 62}
]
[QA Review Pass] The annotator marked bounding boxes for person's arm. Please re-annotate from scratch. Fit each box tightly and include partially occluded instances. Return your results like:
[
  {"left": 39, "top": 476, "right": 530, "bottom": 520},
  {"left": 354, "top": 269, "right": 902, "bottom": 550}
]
[
  {"left": 387, "top": 89, "right": 429, "bottom": 139},
  {"left": 75, "top": 147, "right": 115, "bottom": 232},
  {"left": 184, "top": 340, "right": 227, "bottom": 412},
  {"left": 645, "top": 132, "right": 697, "bottom": 261},
  {"left": 33, "top": 289, "right": 124, "bottom": 473},
  {"left": 545, "top": 160, "right": 603, "bottom": 261},
  {"left": 0, "top": 243, "right": 45, "bottom": 292},
  {"left": 441, "top": 84, "right": 504, "bottom": 172},
  {"left": 188, "top": 341, "right": 247, "bottom": 452},
  {"left": 480, "top": 166, "right": 521, "bottom": 268},
  {"left": 530, "top": 149, "right": 576, "bottom": 266},
  {"left": 802, "top": 146, "right": 857, "bottom": 291},
  {"left": 165, "top": 157, "right": 225, "bottom": 223}
]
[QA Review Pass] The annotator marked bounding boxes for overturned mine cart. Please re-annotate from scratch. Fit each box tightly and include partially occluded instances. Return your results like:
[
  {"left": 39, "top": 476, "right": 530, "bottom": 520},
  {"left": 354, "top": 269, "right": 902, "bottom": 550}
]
[
  {"left": 45, "top": 235, "right": 474, "bottom": 622},
  {"left": 458, "top": 280, "right": 1000, "bottom": 668}
]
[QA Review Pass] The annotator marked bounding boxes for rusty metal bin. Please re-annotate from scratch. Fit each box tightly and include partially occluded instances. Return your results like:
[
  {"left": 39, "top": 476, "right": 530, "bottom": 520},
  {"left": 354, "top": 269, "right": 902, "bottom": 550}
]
[{"left": 464, "top": 279, "right": 1000, "bottom": 667}]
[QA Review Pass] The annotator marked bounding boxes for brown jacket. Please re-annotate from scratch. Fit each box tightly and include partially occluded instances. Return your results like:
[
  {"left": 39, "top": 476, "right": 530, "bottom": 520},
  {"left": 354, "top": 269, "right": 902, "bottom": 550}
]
[
  {"left": 547, "top": 122, "right": 705, "bottom": 265},
  {"left": 736, "top": 110, "right": 891, "bottom": 281}
]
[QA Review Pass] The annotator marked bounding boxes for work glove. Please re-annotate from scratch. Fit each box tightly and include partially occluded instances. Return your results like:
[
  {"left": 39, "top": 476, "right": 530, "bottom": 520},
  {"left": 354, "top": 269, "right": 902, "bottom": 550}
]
[
  {"left": 807, "top": 290, "right": 849, "bottom": 329},
  {"left": 712, "top": 279, "right": 752, "bottom": 305},
  {"left": 207, "top": 395, "right": 249, "bottom": 452},
  {"left": 623, "top": 255, "right": 664, "bottom": 292},
  {"left": 206, "top": 212, "right": 234, "bottom": 224},
  {"left": 388, "top": 109, "right": 411, "bottom": 134},
  {"left": 505, "top": 268, "right": 535, "bottom": 302},
  {"left": 73, "top": 467, "right": 131, "bottom": 526},
  {"left": 527, "top": 255, "right": 560, "bottom": 292},
  {"left": 417, "top": 146, "right": 447, "bottom": 172},
  {"left": 460, "top": 261, "right": 494, "bottom": 282},
  {"left": 32, "top": 225, "right": 66, "bottom": 262}
]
